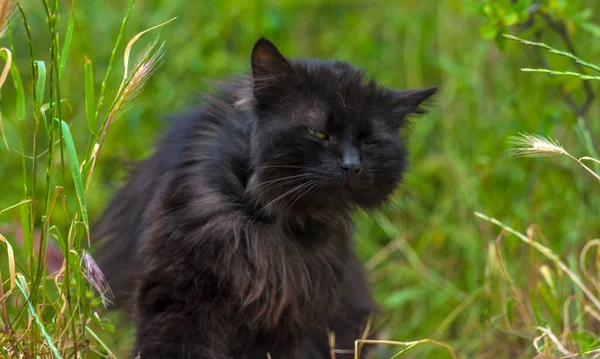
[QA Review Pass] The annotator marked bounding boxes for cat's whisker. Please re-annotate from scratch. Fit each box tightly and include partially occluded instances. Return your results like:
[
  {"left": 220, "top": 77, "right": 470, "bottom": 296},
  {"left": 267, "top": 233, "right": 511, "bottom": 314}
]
[
  {"left": 281, "top": 180, "right": 316, "bottom": 214},
  {"left": 283, "top": 180, "right": 321, "bottom": 216},
  {"left": 245, "top": 173, "right": 314, "bottom": 193},
  {"left": 253, "top": 180, "right": 317, "bottom": 219},
  {"left": 254, "top": 165, "right": 310, "bottom": 170},
  {"left": 255, "top": 182, "right": 314, "bottom": 217}
]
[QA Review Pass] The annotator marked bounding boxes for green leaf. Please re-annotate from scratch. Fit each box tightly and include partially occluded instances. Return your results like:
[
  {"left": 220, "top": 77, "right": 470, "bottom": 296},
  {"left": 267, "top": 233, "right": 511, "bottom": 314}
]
[
  {"left": 481, "top": 21, "right": 499, "bottom": 39},
  {"left": 84, "top": 58, "right": 96, "bottom": 133},
  {"left": 15, "top": 274, "right": 64, "bottom": 359},
  {"left": 55, "top": 119, "right": 89, "bottom": 240},
  {"left": 34, "top": 61, "right": 49, "bottom": 135},
  {"left": 34, "top": 61, "right": 46, "bottom": 105},
  {"left": 19, "top": 201, "right": 33, "bottom": 271},
  {"left": 529, "top": 289, "right": 544, "bottom": 325},
  {"left": 384, "top": 288, "right": 421, "bottom": 309},
  {"left": 581, "top": 336, "right": 600, "bottom": 352},
  {"left": 573, "top": 332, "right": 598, "bottom": 351},
  {"left": 506, "top": 296, "right": 513, "bottom": 326},
  {"left": 504, "top": 12, "right": 519, "bottom": 26},
  {"left": 86, "top": 327, "right": 116, "bottom": 357},
  {"left": 59, "top": 1, "right": 76, "bottom": 80}
]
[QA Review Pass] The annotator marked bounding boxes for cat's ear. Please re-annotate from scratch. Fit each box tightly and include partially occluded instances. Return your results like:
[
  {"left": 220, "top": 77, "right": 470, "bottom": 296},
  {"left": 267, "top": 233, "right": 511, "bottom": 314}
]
[
  {"left": 250, "top": 37, "right": 297, "bottom": 105},
  {"left": 392, "top": 86, "right": 438, "bottom": 115}
]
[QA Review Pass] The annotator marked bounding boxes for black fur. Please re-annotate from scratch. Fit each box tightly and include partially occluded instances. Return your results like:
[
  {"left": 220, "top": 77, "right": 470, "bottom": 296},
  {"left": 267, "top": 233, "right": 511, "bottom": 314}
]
[{"left": 94, "top": 37, "right": 437, "bottom": 359}]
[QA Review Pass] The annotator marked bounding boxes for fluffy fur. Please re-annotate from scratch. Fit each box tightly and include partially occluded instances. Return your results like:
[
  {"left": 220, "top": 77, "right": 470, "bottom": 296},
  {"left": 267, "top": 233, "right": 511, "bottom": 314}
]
[{"left": 94, "top": 37, "right": 437, "bottom": 359}]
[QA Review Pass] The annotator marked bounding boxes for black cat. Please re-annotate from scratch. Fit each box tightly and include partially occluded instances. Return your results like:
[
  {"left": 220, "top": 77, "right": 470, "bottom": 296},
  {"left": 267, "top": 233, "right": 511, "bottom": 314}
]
[{"left": 94, "top": 37, "right": 437, "bottom": 359}]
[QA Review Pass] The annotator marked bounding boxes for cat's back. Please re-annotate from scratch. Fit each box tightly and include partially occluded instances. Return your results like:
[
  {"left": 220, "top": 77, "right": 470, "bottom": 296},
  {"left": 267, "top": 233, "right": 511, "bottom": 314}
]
[{"left": 93, "top": 78, "right": 253, "bottom": 307}]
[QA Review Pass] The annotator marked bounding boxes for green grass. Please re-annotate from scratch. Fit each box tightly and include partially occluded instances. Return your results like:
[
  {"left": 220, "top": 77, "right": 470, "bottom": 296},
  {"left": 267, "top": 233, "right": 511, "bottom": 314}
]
[{"left": 1, "top": 0, "right": 600, "bottom": 358}]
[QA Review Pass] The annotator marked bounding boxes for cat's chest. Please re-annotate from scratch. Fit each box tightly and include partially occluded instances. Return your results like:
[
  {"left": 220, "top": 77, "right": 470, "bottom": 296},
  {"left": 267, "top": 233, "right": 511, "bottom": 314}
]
[
  {"left": 285, "top": 217, "right": 350, "bottom": 248},
  {"left": 284, "top": 222, "right": 353, "bottom": 293}
]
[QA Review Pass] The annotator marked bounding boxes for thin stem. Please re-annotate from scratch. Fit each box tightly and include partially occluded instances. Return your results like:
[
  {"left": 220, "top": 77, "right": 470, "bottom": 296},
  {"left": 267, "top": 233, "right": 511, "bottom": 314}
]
[{"left": 474, "top": 212, "right": 600, "bottom": 313}]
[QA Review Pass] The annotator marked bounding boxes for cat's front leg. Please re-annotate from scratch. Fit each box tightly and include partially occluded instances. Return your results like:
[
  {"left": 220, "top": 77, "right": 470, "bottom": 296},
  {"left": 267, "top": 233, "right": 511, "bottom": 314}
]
[
  {"left": 132, "top": 278, "right": 232, "bottom": 359},
  {"left": 131, "top": 341, "right": 226, "bottom": 359}
]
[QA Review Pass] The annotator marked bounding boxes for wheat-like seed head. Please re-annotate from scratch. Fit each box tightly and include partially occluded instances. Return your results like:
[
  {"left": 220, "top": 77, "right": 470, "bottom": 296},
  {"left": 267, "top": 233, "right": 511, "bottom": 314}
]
[
  {"left": 0, "top": 0, "right": 13, "bottom": 38},
  {"left": 81, "top": 250, "right": 114, "bottom": 307},
  {"left": 509, "top": 133, "right": 567, "bottom": 157},
  {"left": 109, "top": 41, "right": 165, "bottom": 122}
]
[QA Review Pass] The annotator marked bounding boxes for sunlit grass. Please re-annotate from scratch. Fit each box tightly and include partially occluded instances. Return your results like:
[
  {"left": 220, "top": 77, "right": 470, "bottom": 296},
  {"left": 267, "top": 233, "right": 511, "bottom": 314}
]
[
  {"left": 1, "top": 1, "right": 600, "bottom": 358},
  {"left": 0, "top": 0, "right": 171, "bottom": 356}
]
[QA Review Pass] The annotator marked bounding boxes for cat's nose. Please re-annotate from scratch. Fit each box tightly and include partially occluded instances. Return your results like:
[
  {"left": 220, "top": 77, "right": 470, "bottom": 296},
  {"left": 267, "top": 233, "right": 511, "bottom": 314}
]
[
  {"left": 340, "top": 162, "right": 361, "bottom": 176},
  {"left": 340, "top": 147, "right": 361, "bottom": 176}
]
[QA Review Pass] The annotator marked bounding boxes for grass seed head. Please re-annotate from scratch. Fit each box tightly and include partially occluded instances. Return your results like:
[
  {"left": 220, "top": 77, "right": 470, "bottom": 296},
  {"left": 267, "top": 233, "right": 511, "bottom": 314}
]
[
  {"left": 110, "top": 41, "right": 165, "bottom": 122},
  {"left": 509, "top": 133, "right": 567, "bottom": 157},
  {"left": 0, "top": 0, "right": 13, "bottom": 38},
  {"left": 82, "top": 250, "right": 114, "bottom": 307}
]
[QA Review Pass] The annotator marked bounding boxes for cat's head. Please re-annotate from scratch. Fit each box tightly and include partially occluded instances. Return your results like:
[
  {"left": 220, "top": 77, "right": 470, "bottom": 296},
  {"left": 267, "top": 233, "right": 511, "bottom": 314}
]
[{"left": 245, "top": 37, "right": 437, "bottom": 217}]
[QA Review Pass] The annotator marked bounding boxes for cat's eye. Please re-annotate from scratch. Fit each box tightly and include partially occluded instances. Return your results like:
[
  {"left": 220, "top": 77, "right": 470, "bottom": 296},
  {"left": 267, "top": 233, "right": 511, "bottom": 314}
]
[{"left": 307, "top": 129, "right": 328, "bottom": 140}]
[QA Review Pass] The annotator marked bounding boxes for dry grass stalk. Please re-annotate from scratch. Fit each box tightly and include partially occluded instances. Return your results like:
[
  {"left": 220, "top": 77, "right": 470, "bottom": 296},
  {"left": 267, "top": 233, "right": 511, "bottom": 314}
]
[
  {"left": 533, "top": 326, "right": 573, "bottom": 356},
  {"left": 0, "top": 48, "right": 12, "bottom": 149},
  {"left": 580, "top": 239, "right": 600, "bottom": 293},
  {"left": 121, "top": 17, "right": 175, "bottom": 84},
  {"left": 89, "top": 33, "right": 166, "bottom": 187},
  {"left": 477, "top": 213, "right": 600, "bottom": 357}
]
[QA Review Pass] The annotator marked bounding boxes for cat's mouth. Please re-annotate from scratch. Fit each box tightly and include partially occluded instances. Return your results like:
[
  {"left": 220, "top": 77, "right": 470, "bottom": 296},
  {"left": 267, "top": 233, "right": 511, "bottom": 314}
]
[{"left": 343, "top": 176, "right": 361, "bottom": 191}]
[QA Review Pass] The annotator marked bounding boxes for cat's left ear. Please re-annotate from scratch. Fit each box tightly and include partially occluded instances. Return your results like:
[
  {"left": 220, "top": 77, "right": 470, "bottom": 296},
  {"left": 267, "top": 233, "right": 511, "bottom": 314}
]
[
  {"left": 250, "top": 37, "right": 298, "bottom": 105},
  {"left": 391, "top": 86, "right": 438, "bottom": 117}
]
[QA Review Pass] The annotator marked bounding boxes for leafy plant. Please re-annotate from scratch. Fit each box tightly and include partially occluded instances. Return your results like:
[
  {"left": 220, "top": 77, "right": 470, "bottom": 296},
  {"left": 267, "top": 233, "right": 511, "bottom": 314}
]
[{"left": 0, "top": 0, "right": 171, "bottom": 356}]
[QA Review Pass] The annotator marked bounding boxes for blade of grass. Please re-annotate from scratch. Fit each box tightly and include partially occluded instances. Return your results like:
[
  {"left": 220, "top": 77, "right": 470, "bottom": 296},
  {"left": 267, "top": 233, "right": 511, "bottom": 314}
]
[
  {"left": 85, "top": 326, "right": 115, "bottom": 357},
  {"left": 16, "top": 3, "right": 33, "bottom": 120},
  {"left": 503, "top": 34, "right": 600, "bottom": 74},
  {"left": 84, "top": 57, "right": 96, "bottom": 133},
  {"left": 15, "top": 274, "right": 64, "bottom": 359},
  {"left": 0, "top": 234, "right": 16, "bottom": 290},
  {"left": 16, "top": 6, "right": 36, "bottom": 280},
  {"left": 34, "top": 60, "right": 49, "bottom": 137},
  {"left": 389, "top": 343, "right": 419, "bottom": 359},
  {"left": 35, "top": 60, "right": 46, "bottom": 111},
  {"left": 520, "top": 68, "right": 600, "bottom": 80},
  {"left": 0, "top": 199, "right": 32, "bottom": 216},
  {"left": 0, "top": 111, "right": 8, "bottom": 150},
  {"left": 95, "top": 0, "right": 135, "bottom": 119},
  {"left": 58, "top": 0, "right": 75, "bottom": 80},
  {"left": 354, "top": 339, "right": 456, "bottom": 359},
  {"left": 56, "top": 118, "right": 89, "bottom": 243}
]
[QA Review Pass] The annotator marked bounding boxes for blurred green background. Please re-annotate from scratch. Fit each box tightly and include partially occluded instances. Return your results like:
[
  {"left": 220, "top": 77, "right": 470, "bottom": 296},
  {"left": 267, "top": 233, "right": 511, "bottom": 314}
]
[{"left": 2, "top": 0, "right": 600, "bottom": 357}]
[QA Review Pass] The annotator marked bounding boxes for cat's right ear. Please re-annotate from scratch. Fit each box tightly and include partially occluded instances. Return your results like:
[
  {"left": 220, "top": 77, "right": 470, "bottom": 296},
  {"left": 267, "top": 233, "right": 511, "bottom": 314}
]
[{"left": 250, "top": 37, "right": 297, "bottom": 105}]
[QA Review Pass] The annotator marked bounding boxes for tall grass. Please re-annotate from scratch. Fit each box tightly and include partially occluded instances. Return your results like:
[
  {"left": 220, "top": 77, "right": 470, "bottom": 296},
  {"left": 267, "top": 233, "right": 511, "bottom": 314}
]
[
  {"left": 1, "top": 1, "right": 600, "bottom": 358},
  {"left": 0, "top": 0, "right": 170, "bottom": 356},
  {"left": 475, "top": 34, "right": 600, "bottom": 358}
]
